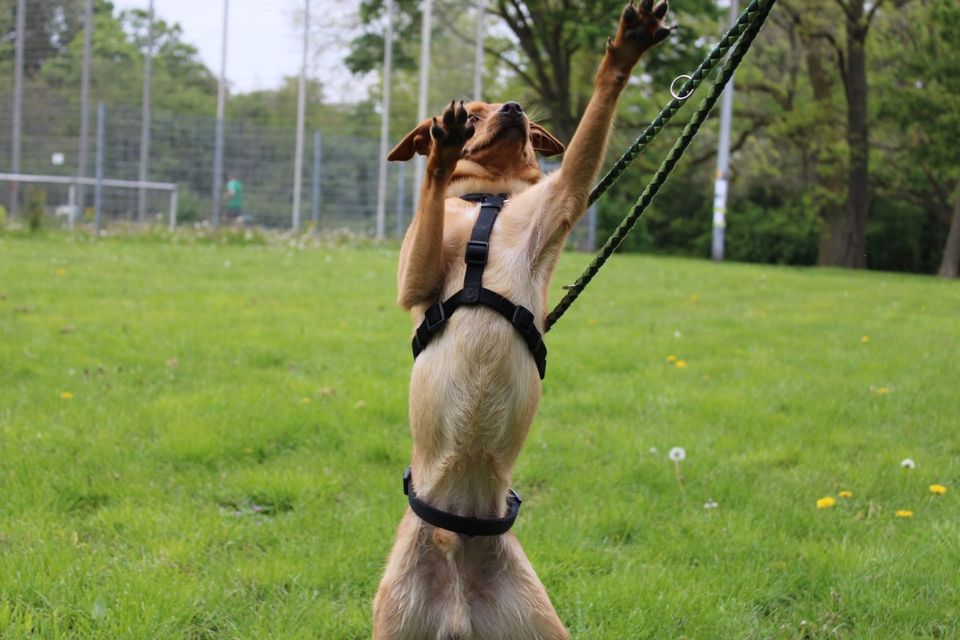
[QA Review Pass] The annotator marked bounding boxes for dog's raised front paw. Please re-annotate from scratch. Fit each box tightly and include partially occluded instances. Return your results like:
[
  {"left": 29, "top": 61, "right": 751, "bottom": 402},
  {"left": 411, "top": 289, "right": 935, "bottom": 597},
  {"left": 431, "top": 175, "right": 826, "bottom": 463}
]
[
  {"left": 431, "top": 100, "right": 474, "bottom": 154},
  {"left": 611, "top": 0, "right": 672, "bottom": 61}
]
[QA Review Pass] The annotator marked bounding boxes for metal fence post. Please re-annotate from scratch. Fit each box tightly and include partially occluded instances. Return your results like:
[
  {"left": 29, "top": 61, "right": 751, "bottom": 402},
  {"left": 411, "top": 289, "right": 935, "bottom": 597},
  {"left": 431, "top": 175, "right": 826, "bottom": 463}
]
[
  {"left": 211, "top": 0, "right": 229, "bottom": 229},
  {"left": 76, "top": 0, "right": 94, "bottom": 228},
  {"left": 169, "top": 188, "right": 178, "bottom": 230},
  {"left": 311, "top": 132, "right": 322, "bottom": 230},
  {"left": 10, "top": 0, "right": 25, "bottom": 220},
  {"left": 292, "top": 0, "right": 310, "bottom": 232},
  {"left": 395, "top": 161, "right": 406, "bottom": 238},
  {"left": 137, "top": 0, "right": 155, "bottom": 224},
  {"left": 94, "top": 102, "right": 105, "bottom": 234}
]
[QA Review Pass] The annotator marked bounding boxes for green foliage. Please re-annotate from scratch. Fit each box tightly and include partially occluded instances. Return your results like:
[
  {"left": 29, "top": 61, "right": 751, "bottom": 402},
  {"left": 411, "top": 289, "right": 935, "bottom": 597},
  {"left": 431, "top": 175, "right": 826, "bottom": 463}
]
[
  {"left": 24, "top": 187, "right": 46, "bottom": 233},
  {"left": 725, "top": 189, "right": 818, "bottom": 266},
  {"left": 1, "top": 236, "right": 958, "bottom": 637}
]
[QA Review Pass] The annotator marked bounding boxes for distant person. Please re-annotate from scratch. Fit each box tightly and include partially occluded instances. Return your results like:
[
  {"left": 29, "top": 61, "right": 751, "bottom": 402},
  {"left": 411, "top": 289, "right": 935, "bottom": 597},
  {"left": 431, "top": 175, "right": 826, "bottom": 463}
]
[{"left": 225, "top": 175, "right": 245, "bottom": 225}]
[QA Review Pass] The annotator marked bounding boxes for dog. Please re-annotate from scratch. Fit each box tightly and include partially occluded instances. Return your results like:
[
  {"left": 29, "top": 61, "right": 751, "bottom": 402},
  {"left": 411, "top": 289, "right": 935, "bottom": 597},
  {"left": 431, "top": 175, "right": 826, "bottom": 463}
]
[{"left": 373, "top": 3, "right": 671, "bottom": 638}]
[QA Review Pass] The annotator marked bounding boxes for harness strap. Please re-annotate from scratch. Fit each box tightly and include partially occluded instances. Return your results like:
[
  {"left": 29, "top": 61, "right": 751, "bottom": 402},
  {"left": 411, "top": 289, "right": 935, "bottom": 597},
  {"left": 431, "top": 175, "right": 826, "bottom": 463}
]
[
  {"left": 403, "top": 467, "right": 522, "bottom": 536},
  {"left": 410, "top": 193, "right": 548, "bottom": 379}
]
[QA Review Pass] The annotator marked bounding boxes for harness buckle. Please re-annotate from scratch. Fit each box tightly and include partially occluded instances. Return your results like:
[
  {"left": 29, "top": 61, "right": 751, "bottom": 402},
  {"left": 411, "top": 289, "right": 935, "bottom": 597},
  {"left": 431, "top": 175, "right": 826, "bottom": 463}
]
[
  {"left": 465, "top": 240, "right": 489, "bottom": 266},
  {"left": 511, "top": 305, "right": 535, "bottom": 334},
  {"left": 424, "top": 302, "right": 447, "bottom": 331}
]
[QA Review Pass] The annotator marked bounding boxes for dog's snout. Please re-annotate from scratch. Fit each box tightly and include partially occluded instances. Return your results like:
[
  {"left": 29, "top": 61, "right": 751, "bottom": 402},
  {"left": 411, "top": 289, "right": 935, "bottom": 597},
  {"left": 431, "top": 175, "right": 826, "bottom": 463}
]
[{"left": 499, "top": 101, "right": 524, "bottom": 117}]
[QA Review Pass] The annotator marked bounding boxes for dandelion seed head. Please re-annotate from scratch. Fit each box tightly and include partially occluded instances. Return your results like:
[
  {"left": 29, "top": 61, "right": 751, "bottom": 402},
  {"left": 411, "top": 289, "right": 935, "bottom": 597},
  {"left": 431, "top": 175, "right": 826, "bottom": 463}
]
[
  {"left": 669, "top": 447, "right": 686, "bottom": 462},
  {"left": 900, "top": 458, "right": 916, "bottom": 469}
]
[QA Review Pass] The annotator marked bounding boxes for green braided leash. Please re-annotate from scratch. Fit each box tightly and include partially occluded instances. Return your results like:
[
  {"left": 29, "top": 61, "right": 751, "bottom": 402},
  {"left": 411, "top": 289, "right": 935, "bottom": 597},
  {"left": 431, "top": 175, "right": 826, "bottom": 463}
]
[
  {"left": 588, "top": 0, "right": 773, "bottom": 208},
  {"left": 545, "top": 0, "right": 776, "bottom": 332}
]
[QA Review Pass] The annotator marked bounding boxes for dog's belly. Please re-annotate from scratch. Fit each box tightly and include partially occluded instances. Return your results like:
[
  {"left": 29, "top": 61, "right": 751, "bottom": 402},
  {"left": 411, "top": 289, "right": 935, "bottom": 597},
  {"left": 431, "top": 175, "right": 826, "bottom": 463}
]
[{"left": 407, "top": 306, "right": 541, "bottom": 512}]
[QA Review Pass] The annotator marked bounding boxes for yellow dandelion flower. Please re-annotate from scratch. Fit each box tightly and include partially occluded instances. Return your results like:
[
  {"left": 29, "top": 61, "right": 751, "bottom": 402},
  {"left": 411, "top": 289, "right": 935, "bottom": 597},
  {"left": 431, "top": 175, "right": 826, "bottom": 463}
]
[
  {"left": 675, "top": 360, "right": 687, "bottom": 369},
  {"left": 839, "top": 490, "right": 854, "bottom": 499},
  {"left": 60, "top": 391, "right": 74, "bottom": 400},
  {"left": 299, "top": 397, "right": 311, "bottom": 404},
  {"left": 929, "top": 484, "right": 947, "bottom": 495},
  {"left": 861, "top": 335, "right": 870, "bottom": 343},
  {"left": 816, "top": 496, "right": 837, "bottom": 509},
  {"left": 895, "top": 510, "right": 914, "bottom": 518},
  {"left": 55, "top": 268, "right": 67, "bottom": 277},
  {"left": 666, "top": 354, "right": 678, "bottom": 363}
]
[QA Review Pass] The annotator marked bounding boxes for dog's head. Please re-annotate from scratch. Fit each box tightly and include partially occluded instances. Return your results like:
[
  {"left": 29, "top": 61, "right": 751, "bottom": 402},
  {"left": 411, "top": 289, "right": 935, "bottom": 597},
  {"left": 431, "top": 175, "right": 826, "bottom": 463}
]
[{"left": 387, "top": 101, "right": 564, "bottom": 183}]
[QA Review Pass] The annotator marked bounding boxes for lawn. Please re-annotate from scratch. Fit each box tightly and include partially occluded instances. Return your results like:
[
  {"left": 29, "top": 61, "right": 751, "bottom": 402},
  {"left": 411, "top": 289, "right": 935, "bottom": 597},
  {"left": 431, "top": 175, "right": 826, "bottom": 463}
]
[{"left": 0, "top": 231, "right": 957, "bottom": 639}]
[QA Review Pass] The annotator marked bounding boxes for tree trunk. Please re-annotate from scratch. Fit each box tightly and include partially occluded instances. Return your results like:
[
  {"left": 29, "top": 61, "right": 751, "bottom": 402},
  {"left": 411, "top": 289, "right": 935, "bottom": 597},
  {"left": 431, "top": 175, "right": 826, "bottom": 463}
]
[
  {"left": 841, "top": 11, "right": 870, "bottom": 269},
  {"left": 938, "top": 189, "right": 960, "bottom": 277},
  {"left": 803, "top": 42, "right": 847, "bottom": 266}
]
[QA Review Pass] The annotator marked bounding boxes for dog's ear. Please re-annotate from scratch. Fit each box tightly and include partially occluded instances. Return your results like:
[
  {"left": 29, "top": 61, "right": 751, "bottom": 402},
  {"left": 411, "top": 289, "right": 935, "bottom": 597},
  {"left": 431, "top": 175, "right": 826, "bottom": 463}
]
[
  {"left": 388, "top": 120, "right": 433, "bottom": 161},
  {"left": 530, "top": 122, "right": 564, "bottom": 157}
]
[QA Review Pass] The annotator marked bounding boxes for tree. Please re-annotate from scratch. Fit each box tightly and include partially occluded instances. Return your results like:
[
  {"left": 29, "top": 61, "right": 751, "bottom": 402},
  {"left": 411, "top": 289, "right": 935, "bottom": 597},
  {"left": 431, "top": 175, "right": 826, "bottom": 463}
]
[
  {"left": 875, "top": 0, "right": 960, "bottom": 277},
  {"left": 346, "top": 0, "right": 718, "bottom": 143}
]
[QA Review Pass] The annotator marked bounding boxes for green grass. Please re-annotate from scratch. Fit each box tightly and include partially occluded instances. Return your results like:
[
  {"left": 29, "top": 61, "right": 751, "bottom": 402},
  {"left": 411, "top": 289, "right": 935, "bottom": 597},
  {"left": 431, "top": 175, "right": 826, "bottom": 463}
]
[{"left": 1, "top": 231, "right": 957, "bottom": 639}]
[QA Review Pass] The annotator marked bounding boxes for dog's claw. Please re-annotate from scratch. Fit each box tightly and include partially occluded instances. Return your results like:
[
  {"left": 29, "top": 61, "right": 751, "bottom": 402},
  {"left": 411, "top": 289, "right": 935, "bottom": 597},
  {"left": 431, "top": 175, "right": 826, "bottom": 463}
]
[{"left": 654, "top": 0, "right": 668, "bottom": 19}]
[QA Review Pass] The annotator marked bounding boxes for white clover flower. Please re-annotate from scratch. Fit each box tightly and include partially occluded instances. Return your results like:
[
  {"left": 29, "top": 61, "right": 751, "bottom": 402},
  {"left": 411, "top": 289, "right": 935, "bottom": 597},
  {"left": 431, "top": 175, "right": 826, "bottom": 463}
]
[
  {"left": 900, "top": 458, "right": 916, "bottom": 469},
  {"left": 704, "top": 499, "right": 719, "bottom": 509},
  {"left": 669, "top": 447, "right": 686, "bottom": 462},
  {"left": 649, "top": 447, "right": 659, "bottom": 454}
]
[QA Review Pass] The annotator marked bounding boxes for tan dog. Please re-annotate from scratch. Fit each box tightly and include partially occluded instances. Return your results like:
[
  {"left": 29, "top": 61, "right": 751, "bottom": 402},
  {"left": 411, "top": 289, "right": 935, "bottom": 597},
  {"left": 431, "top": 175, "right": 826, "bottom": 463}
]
[{"left": 374, "top": 3, "right": 670, "bottom": 638}]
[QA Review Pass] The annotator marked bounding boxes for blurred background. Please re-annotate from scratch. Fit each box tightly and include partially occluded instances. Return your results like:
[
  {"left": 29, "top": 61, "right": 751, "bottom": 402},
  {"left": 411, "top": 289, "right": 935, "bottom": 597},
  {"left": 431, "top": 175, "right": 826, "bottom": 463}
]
[{"left": 0, "top": 0, "right": 957, "bottom": 275}]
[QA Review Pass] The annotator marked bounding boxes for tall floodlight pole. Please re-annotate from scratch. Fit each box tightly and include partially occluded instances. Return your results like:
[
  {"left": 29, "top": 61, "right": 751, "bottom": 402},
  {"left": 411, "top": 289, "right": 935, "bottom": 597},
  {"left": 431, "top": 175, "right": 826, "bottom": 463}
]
[
  {"left": 292, "top": 0, "right": 310, "bottom": 232},
  {"left": 211, "top": 0, "right": 229, "bottom": 230},
  {"left": 75, "top": 0, "right": 94, "bottom": 228},
  {"left": 375, "top": 0, "right": 395, "bottom": 240},
  {"left": 711, "top": 0, "right": 737, "bottom": 262},
  {"left": 137, "top": 0, "right": 155, "bottom": 224},
  {"left": 473, "top": 0, "right": 485, "bottom": 101},
  {"left": 9, "top": 0, "right": 25, "bottom": 219},
  {"left": 413, "top": 0, "right": 433, "bottom": 207}
]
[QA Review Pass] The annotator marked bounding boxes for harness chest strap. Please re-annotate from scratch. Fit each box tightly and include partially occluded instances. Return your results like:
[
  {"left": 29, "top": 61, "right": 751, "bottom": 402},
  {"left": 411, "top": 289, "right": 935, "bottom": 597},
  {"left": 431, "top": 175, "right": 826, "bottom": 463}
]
[{"left": 410, "top": 193, "right": 548, "bottom": 379}]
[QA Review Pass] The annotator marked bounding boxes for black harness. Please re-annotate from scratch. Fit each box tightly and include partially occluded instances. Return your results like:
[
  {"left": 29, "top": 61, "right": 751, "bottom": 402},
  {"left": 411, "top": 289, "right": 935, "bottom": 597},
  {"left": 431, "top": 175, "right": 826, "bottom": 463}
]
[
  {"left": 403, "top": 467, "right": 522, "bottom": 537},
  {"left": 410, "top": 193, "right": 547, "bottom": 379},
  {"left": 403, "top": 193, "right": 545, "bottom": 536}
]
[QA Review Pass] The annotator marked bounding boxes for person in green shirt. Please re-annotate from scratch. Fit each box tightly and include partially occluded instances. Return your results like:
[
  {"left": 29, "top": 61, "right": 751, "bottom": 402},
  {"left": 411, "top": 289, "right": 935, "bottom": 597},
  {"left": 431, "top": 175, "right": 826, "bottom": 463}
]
[{"left": 225, "top": 175, "right": 245, "bottom": 225}]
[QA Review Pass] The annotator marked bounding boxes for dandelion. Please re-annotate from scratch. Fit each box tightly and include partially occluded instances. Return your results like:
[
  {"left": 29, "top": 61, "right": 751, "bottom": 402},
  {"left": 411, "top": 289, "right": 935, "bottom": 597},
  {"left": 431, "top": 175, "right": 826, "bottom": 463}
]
[
  {"left": 861, "top": 336, "right": 870, "bottom": 343},
  {"left": 816, "top": 496, "right": 837, "bottom": 509},
  {"left": 649, "top": 446, "right": 658, "bottom": 454},
  {"left": 666, "top": 354, "right": 678, "bottom": 363},
  {"left": 839, "top": 490, "right": 854, "bottom": 499},
  {"left": 900, "top": 458, "right": 916, "bottom": 469},
  {"left": 929, "top": 484, "right": 947, "bottom": 495},
  {"left": 668, "top": 447, "right": 686, "bottom": 495},
  {"left": 60, "top": 391, "right": 74, "bottom": 400},
  {"left": 870, "top": 386, "right": 890, "bottom": 395},
  {"left": 299, "top": 397, "right": 311, "bottom": 404},
  {"left": 895, "top": 510, "right": 914, "bottom": 518},
  {"left": 704, "top": 499, "right": 719, "bottom": 509},
  {"left": 675, "top": 360, "right": 687, "bottom": 369},
  {"left": 55, "top": 268, "right": 67, "bottom": 277}
]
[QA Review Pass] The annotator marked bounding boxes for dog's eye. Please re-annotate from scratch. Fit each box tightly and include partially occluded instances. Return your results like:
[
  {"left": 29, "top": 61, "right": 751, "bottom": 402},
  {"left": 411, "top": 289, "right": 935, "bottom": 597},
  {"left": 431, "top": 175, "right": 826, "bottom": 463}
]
[{"left": 467, "top": 114, "right": 480, "bottom": 124}]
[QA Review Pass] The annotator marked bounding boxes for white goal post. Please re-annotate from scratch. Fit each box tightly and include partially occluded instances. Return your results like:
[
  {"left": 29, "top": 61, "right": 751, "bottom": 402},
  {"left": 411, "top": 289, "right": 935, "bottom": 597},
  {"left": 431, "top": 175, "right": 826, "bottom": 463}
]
[{"left": 0, "top": 173, "right": 178, "bottom": 230}]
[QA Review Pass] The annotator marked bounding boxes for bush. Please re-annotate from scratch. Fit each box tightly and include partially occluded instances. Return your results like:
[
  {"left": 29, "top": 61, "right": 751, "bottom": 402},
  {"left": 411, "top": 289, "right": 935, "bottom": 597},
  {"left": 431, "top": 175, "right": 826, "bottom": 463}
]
[{"left": 724, "top": 194, "right": 818, "bottom": 266}]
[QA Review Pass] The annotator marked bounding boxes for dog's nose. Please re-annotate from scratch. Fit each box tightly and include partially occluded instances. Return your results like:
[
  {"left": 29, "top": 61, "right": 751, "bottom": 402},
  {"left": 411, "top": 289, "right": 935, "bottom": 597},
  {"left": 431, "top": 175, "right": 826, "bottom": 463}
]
[{"left": 499, "top": 101, "right": 524, "bottom": 117}]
